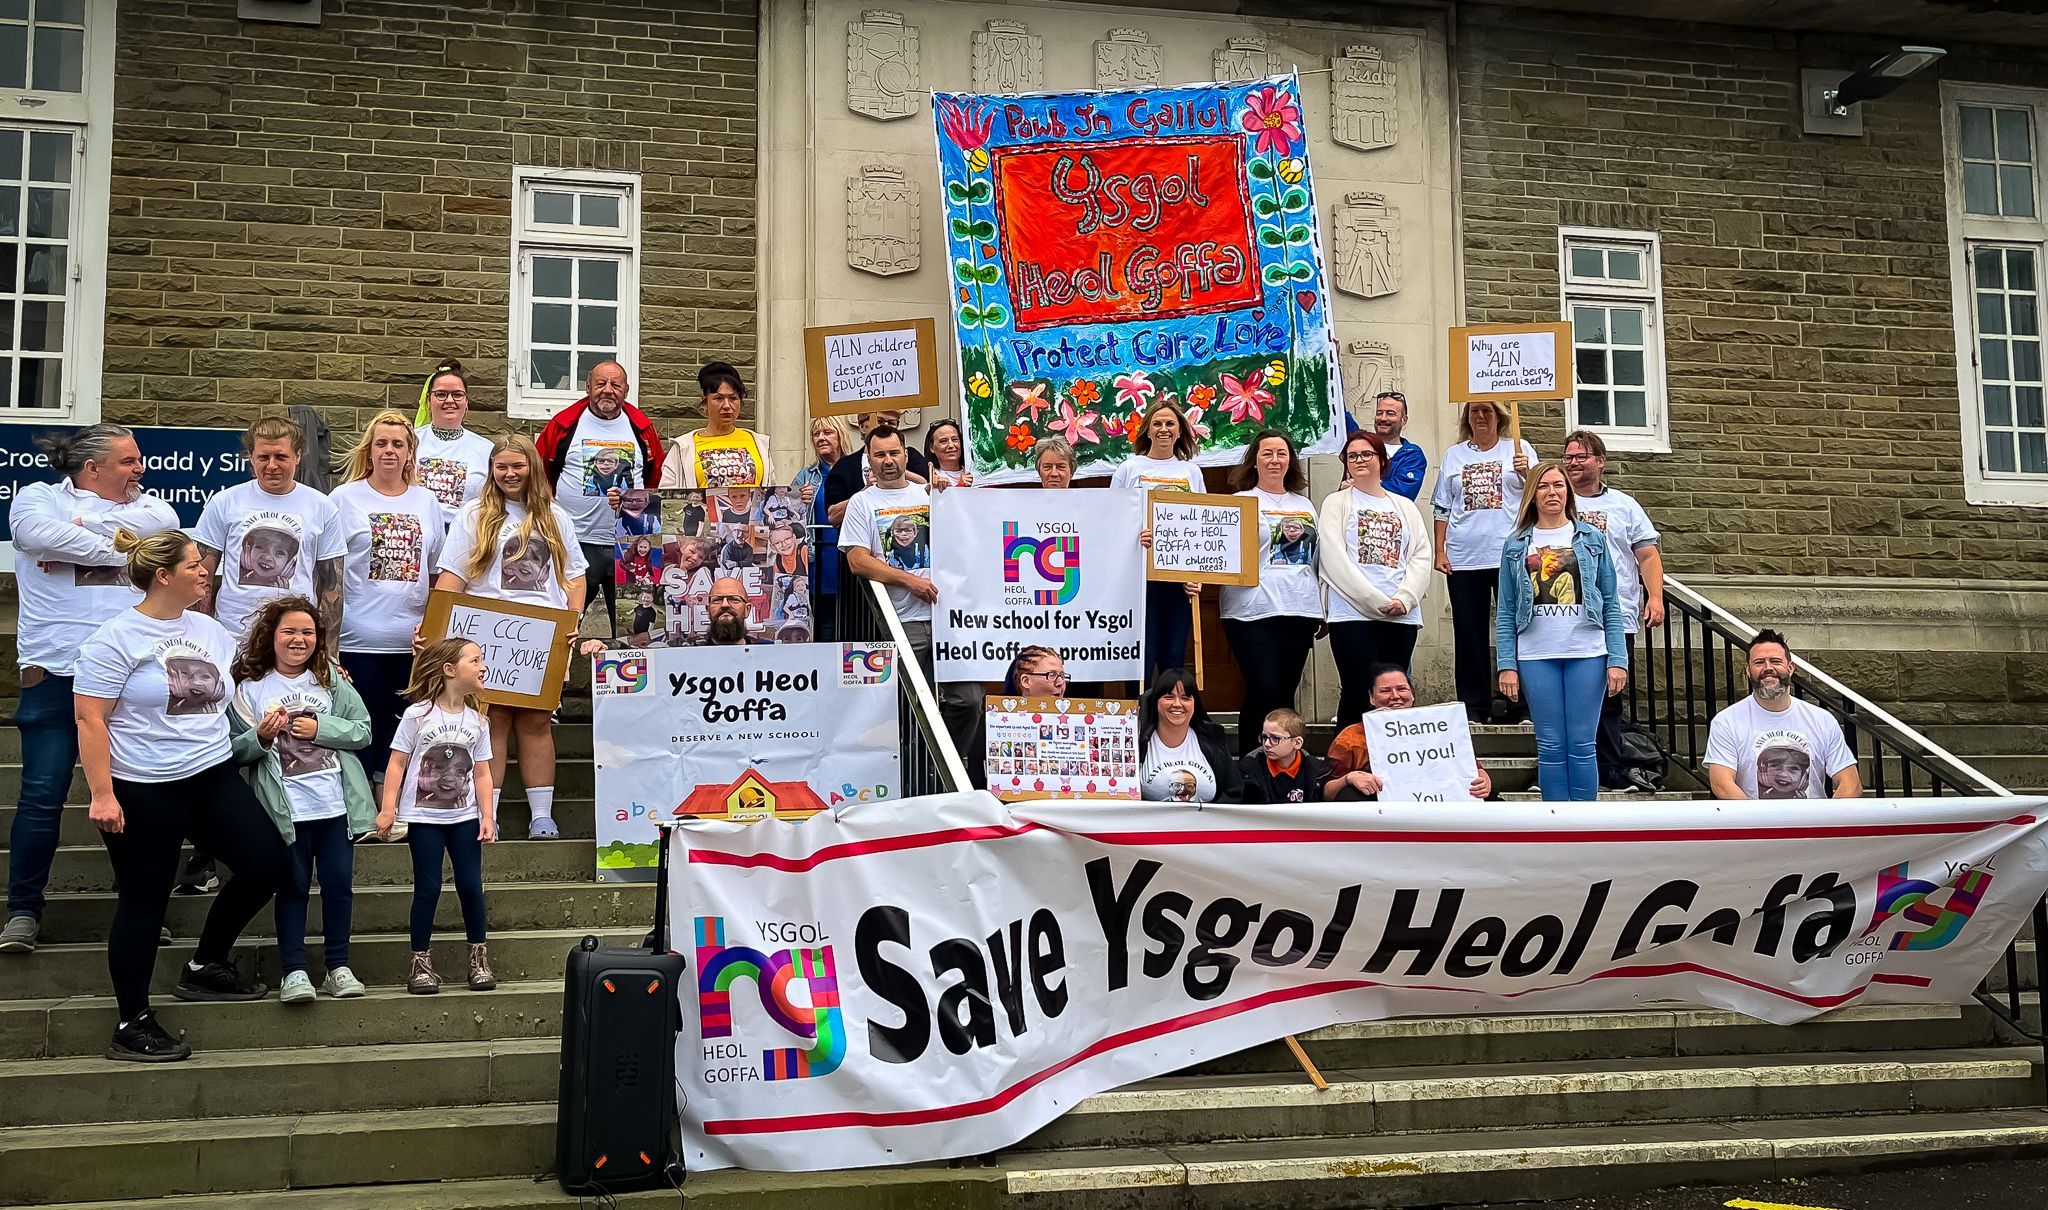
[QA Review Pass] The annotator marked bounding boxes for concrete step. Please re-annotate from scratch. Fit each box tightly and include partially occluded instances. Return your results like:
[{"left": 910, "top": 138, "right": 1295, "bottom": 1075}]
[
  {"left": 1499, "top": 789, "right": 1698, "bottom": 801},
  {"left": 1916, "top": 724, "right": 2048, "bottom": 758},
  {"left": 1, "top": 926, "right": 643, "bottom": 1000},
  {"left": 13, "top": 1102, "right": 2048, "bottom": 1208},
  {"left": 0, "top": 797, "right": 604, "bottom": 850},
  {"left": 40, "top": 835, "right": 596, "bottom": 894},
  {"left": 36, "top": 879, "right": 654, "bottom": 944},
  {"left": 1980, "top": 941, "right": 2040, "bottom": 993},
  {"left": 1965, "top": 754, "right": 2048, "bottom": 794},
  {"left": 0, "top": 1038, "right": 559, "bottom": 1128}
]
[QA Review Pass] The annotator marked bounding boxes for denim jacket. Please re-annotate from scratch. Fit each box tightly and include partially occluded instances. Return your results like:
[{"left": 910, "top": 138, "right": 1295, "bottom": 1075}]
[{"left": 1495, "top": 520, "right": 1627, "bottom": 671}]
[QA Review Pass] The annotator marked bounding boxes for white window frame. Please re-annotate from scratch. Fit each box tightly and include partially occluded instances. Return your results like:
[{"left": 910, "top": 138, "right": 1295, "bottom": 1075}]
[
  {"left": 1943, "top": 81, "right": 2048, "bottom": 506},
  {"left": 0, "top": 0, "right": 111, "bottom": 422},
  {"left": 1557, "top": 226, "right": 1669, "bottom": 454},
  {"left": 506, "top": 165, "right": 640, "bottom": 422}
]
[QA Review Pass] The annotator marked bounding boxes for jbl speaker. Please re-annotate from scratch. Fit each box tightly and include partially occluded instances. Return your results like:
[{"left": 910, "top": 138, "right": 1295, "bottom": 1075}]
[{"left": 556, "top": 935, "right": 687, "bottom": 1195}]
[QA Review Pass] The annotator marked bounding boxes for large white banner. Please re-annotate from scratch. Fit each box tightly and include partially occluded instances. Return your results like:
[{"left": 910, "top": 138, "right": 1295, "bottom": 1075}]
[
  {"left": 929, "top": 487, "right": 1145, "bottom": 681},
  {"left": 589, "top": 642, "right": 900, "bottom": 881},
  {"left": 671, "top": 792, "right": 2048, "bottom": 1171}
]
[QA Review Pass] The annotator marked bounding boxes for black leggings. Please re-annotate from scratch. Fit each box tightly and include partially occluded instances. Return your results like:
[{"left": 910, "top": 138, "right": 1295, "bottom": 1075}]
[
  {"left": 1446, "top": 568, "right": 1502, "bottom": 718},
  {"left": 101, "top": 760, "right": 290, "bottom": 1019},
  {"left": 338, "top": 650, "right": 412, "bottom": 779},
  {"left": 1328, "top": 620, "right": 1422, "bottom": 727},
  {"left": 407, "top": 821, "right": 487, "bottom": 951},
  {"left": 1222, "top": 616, "right": 1319, "bottom": 754},
  {"left": 581, "top": 542, "right": 617, "bottom": 636}
]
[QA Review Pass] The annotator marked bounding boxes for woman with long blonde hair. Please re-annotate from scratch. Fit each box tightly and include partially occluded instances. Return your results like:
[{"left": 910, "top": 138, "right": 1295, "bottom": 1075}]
[
  {"left": 1431, "top": 400, "right": 1539, "bottom": 724},
  {"left": 332, "top": 411, "right": 445, "bottom": 802},
  {"left": 433, "top": 435, "right": 586, "bottom": 840}
]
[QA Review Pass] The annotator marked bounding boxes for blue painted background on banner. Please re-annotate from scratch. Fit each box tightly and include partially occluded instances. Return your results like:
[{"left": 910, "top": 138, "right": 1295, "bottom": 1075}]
[{"left": 0, "top": 423, "right": 246, "bottom": 548}]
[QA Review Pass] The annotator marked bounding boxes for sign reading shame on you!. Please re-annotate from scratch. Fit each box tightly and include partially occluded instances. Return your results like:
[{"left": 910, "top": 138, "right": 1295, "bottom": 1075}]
[
  {"left": 672, "top": 792, "right": 2048, "bottom": 1172},
  {"left": 930, "top": 487, "right": 1146, "bottom": 681},
  {"left": 421, "top": 590, "right": 577, "bottom": 711},
  {"left": 935, "top": 76, "right": 1343, "bottom": 483}
]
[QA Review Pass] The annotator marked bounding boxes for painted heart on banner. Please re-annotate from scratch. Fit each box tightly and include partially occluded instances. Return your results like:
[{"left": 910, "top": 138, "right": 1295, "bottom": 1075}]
[
  {"left": 1296, "top": 290, "right": 1318, "bottom": 312},
  {"left": 1103, "top": 702, "right": 1123, "bottom": 714},
  {"left": 1055, "top": 699, "right": 1070, "bottom": 712},
  {"left": 1032, "top": 714, "right": 1042, "bottom": 723},
  {"left": 1084, "top": 715, "right": 1094, "bottom": 724},
  {"left": 1003, "top": 698, "right": 1019, "bottom": 711}
]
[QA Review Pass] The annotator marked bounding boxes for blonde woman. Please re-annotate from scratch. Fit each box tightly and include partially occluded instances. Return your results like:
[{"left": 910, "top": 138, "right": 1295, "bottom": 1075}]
[
  {"left": 331, "top": 411, "right": 444, "bottom": 793},
  {"left": 1430, "top": 401, "right": 1538, "bottom": 724},
  {"left": 434, "top": 436, "right": 587, "bottom": 840}
]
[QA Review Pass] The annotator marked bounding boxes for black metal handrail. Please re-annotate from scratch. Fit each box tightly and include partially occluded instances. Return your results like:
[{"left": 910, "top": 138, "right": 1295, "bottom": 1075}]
[{"left": 1628, "top": 576, "right": 2044, "bottom": 1056}]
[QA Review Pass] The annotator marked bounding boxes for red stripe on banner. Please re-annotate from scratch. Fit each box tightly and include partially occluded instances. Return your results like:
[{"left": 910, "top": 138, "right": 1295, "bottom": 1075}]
[
  {"left": 701, "top": 961, "right": 1898, "bottom": 1135},
  {"left": 686, "top": 823, "right": 1046, "bottom": 873},
  {"left": 1066, "top": 816, "right": 2038, "bottom": 848},
  {"left": 1872, "top": 972, "right": 1935, "bottom": 987}
]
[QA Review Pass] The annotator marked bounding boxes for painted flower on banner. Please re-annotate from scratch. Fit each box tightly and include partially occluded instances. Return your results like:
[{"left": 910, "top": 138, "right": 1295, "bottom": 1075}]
[
  {"left": 1241, "top": 86, "right": 1304, "bottom": 158},
  {"left": 1068, "top": 379, "right": 1101, "bottom": 408},
  {"left": 1010, "top": 379, "right": 1052, "bottom": 425},
  {"left": 1219, "top": 371, "right": 1275, "bottom": 424},
  {"left": 1121, "top": 407, "right": 1146, "bottom": 447},
  {"left": 1006, "top": 422, "right": 1037, "bottom": 453},
  {"left": 1050, "top": 400, "right": 1103, "bottom": 446},
  {"left": 968, "top": 371, "right": 992, "bottom": 398},
  {"left": 938, "top": 98, "right": 996, "bottom": 173},
  {"left": 1184, "top": 402, "right": 1212, "bottom": 441},
  {"left": 1113, "top": 369, "right": 1156, "bottom": 410},
  {"left": 1187, "top": 383, "right": 1217, "bottom": 410}
]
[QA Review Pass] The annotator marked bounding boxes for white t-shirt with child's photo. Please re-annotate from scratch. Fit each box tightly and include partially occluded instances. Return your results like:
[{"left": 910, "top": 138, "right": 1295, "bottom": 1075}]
[
  {"left": 391, "top": 702, "right": 493, "bottom": 825},
  {"left": 331, "top": 481, "right": 445, "bottom": 654},
  {"left": 1704, "top": 697, "right": 1857, "bottom": 800},
  {"left": 1141, "top": 731, "right": 1217, "bottom": 803},
  {"left": 195, "top": 480, "right": 346, "bottom": 634},
  {"left": 235, "top": 670, "right": 345, "bottom": 823},
  {"left": 838, "top": 483, "right": 932, "bottom": 623},
  {"left": 439, "top": 500, "right": 590, "bottom": 609},
  {"left": 74, "top": 609, "right": 236, "bottom": 781},
  {"left": 557, "top": 410, "right": 643, "bottom": 545}
]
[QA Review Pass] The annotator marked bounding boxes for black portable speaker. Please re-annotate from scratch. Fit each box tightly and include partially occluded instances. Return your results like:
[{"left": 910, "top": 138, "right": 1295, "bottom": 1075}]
[{"left": 556, "top": 827, "right": 687, "bottom": 1195}]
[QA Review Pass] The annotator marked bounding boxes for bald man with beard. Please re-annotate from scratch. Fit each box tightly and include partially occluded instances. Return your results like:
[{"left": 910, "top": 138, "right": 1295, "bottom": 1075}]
[{"left": 705, "top": 577, "right": 755, "bottom": 646}]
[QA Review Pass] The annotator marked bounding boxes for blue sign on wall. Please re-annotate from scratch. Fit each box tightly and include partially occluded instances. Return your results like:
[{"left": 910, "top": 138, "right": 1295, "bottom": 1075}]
[{"left": 0, "top": 423, "right": 247, "bottom": 548}]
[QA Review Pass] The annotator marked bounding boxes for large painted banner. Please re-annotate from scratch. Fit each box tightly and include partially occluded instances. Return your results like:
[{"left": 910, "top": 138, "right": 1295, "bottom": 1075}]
[
  {"left": 929, "top": 487, "right": 1146, "bottom": 681},
  {"left": 672, "top": 792, "right": 2048, "bottom": 1171},
  {"left": 588, "top": 643, "right": 900, "bottom": 881},
  {"left": 935, "top": 76, "right": 1344, "bottom": 483}
]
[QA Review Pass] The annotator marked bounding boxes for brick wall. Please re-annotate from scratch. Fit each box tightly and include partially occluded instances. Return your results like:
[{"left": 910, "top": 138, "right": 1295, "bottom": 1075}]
[
  {"left": 1457, "top": 8, "right": 2048, "bottom": 580},
  {"left": 104, "top": 0, "right": 757, "bottom": 443}
]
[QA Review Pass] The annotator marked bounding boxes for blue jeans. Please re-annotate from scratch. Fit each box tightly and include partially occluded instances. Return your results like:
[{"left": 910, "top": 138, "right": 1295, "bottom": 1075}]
[
  {"left": 407, "top": 821, "right": 487, "bottom": 951},
  {"left": 1521, "top": 656, "right": 1606, "bottom": 802},
  {"left": 8, "top": 672, "right": 77, "bottom": 920},
  {"left": 275, "top": 814, "right": 355, "bottom": 974}
]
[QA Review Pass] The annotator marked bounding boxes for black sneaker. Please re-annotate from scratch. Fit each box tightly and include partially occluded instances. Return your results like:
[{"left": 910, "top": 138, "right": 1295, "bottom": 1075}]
[
  {"left": 174, "top": 957, "right": 268, "bottom": 1002},
  {"left": 175, "top": 856, "right": 219, "bottom": 896},
  {"left": 106, "top": 1009, "right": 192, "bottom": 1063}
]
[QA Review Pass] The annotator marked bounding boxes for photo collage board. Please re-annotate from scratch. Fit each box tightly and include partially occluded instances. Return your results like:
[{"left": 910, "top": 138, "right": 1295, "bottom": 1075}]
[{"left": 610, "top": 486, "right": 816, "bottom": 647}]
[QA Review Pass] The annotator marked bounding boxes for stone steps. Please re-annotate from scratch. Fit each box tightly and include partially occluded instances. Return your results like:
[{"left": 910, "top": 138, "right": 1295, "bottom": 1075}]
[
  {"left": 38, "top": 836, "right": 596, "bottom": 894},
  {"left": 0, "top": 798, "right": 606, "bottom": 848}
]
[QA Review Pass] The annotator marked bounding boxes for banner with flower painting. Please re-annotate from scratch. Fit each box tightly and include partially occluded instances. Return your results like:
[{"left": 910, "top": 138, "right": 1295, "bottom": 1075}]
[{"left": 933, "top": 75, "right": 1344, "bottom": 484}]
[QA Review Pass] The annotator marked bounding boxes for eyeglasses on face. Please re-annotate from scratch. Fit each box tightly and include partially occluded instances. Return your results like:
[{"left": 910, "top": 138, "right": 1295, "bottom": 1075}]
[
  {"left": 429, "top": 390, "right": 466, "bottom": 401},
  {"left": 1023, "top": 668, "right": 1068, "bottom": 684},
  {"left": 1259, "top": 732, "right": 1298, "bottom": 745},
  {"left": 1343, "top": 450, "right": 1379, "bottom": 463},
  {"left": 1562, "top": 453, "right": 1598, "bottom": 463},
  {"left": 709, "top": 594, "right": 748, "bottom": 605}
]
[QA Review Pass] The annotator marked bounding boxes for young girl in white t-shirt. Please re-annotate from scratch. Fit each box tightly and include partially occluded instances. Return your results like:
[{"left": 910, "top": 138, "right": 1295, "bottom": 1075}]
[{"left": 375, "top": 637, "right": 496, "bottom": 995}]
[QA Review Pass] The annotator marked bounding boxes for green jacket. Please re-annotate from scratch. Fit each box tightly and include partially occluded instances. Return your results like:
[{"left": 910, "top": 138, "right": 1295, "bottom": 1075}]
[{"left": 227, "top": 661, "right": 378, "bottom": 842}]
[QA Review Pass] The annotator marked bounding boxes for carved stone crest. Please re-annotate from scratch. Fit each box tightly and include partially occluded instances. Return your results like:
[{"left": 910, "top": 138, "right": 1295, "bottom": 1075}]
[
  {"left": 1332, "top": 44, "right": 1398, "bottom": 151},
  {"left": 1341, "top": 340, "right": 1408, "bottom": 418},
  {"left": 972, "top": 19, "right": 1043, "bottom": 92},
  {"left": 1213, "top": 36, "right": 1278, "bottom": 83},
  {"left": 847, "top": 10, "right": 920, "bottom": 121},
  {"left": 1095, "top": 28, "right": 1161, "bottom": 87},
  {"left": 1332, "top": 192, "right": 1401, "bottom": 299},
  {"left": 846, "top": 164, "right": 920, "bottom": 277}
]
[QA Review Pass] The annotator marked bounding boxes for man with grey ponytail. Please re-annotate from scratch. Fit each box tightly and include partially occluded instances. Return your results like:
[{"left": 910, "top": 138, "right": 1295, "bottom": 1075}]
[{"left": 3, "top": 425, "right": 177, "bottom": 954}]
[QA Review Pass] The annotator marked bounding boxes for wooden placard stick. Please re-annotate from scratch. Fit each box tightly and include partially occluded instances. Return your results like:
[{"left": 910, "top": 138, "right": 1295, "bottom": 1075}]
[{"left": 1283, "top": 1034, "right": 1329, "bottom": 1091}]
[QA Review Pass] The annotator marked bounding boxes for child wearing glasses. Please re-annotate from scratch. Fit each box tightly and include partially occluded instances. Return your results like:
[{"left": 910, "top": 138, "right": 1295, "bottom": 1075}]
[{"left": 1238, "top": 709, "right": 1328, "bottom": 805}]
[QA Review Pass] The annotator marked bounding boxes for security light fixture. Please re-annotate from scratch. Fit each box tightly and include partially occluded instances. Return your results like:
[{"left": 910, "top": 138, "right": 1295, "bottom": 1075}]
[{"left": 1825, "top": 46, "right": 1948, "bottom": 115}]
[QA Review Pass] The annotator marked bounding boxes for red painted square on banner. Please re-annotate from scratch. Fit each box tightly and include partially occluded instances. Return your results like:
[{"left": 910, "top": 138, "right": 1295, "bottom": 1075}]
[{"left": 992, "top": 137, "right": 1260, "bottom": 332}]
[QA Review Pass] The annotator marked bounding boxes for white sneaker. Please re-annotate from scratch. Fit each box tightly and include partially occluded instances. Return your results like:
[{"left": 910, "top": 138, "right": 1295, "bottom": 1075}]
[
  {"left": 279, "top": 970, "right": 317, "bottom": 1005},
  {"left": 320, "top": 967, "right": 367, "bottom": 998}
]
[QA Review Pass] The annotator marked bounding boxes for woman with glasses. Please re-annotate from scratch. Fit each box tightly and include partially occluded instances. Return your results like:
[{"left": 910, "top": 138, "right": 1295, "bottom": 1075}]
[
  {"left": 1432, "top": 401, "right": 1537, "bottom": 724},
  {"left": 1220, "top": 430, "right": 1322, "bottom": 754},
  {"left": 413, "top": 360, "right": 494, "bottom": 524},
  {"left": 1318, "top": 431, "right": 1432, "bottom": 729},
  {"left": 1001, "top": 646, "right": 1067, "bottom": 696}
]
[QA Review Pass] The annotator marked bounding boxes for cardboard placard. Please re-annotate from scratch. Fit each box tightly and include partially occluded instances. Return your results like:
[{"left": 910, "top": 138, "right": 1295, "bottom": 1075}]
[
  {"left": 1448, "top": 322, "right": 1574, "bottom": 403},
  {"left": 1362, "top": 703, "right": 1482, "bottom": 801},
  {"left": 983, "top": 695, "right": 1140, "bottom": 801},
  {"left": 421, "top": 589, "right": 579, "bottom": 711},
  {"left": 1145, "top": 491, "right": 1259, "bottom": 586},
  {"left": 804, "top": 317, "right": 941, "bottom": 417}
]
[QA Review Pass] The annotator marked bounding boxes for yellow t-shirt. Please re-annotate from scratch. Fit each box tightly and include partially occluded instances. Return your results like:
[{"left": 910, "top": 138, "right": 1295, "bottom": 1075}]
[{"left": 685, "top": 430, "right": 766, "bottom": 488}]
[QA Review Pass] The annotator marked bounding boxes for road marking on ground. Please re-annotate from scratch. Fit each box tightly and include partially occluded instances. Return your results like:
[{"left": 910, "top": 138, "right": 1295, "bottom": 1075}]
[{"left": 1725, "top": 1199, "right": 1845, "bottom": 1210}]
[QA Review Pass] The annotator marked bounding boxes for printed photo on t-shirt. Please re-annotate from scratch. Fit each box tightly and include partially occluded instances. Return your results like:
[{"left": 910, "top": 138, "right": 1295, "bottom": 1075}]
[
  {"left": 1579, "top": 509, "right": 1609, "bottom": 533},
  {"left": 163, "top": 652, "right": 226, "bottom": 716},
  {"left": 697, "top": 445, "right": 759, "bottom": 489},
  {"left": 1137, "top": 475, "right": 1194, "bottom": 492},
  {"left": 1165, "top": 768, "right": 1197, "bottom": 802},
  {"left": 1757, "top": 743, "right": 1813, "bottom": 799},
  {"left": 880, "top": 506, "right": 931, "bottom": 573},
  {"left": 277, "top": 719, "right": 337, "bottom": 778},
  {"left": 499, "top": 532, "right": 552, "bottom": 593},
  {"left": 367, "top": 512, "right": 424, "bottom": 582},
  {"left": 1462, "top": 461, "right": 1504, "bottom": 512},
  {"left": 1527, "top": 546, "right": 1582, "bottom": 607},
  {"left": 73, "top": 563, "right": 126, "bottom": 587},
  {"left": 239, "top": 525, "right": 302, "bottom": 588},
  {"left": 1268, "top": 513, "right": 1316, "bottom": 566},
  {"left": 415, "top": 741, "right": 474, "bottom": 813},
  {"left": 418, "top": 458, "right": 468, "bottom": 509},
  {"left": 581, "top": 440, "right": 637, "bottom": 496},
  {"left": 1356, "top": 509, "right": 1404, "bottom": 569}
]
